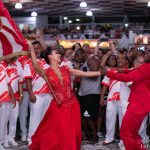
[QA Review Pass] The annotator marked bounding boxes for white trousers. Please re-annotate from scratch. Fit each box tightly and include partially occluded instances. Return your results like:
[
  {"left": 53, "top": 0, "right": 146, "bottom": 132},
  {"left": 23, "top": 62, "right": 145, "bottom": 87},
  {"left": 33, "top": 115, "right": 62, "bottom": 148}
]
[
  {"left": 138, "top": 115, "right": 148, "bottom": 139},
  {"left": 106, "top": 101, "right": 148, "bottom": 143},
  {"left": 19, "top": 91, "right": 30, "bottom": 136},
  {"left": 105, "top": 101, "right": 127, "bottom": 142},
  {"left": 0, "top": 102, "right": 11, "bottom": 144},
  {"left": 28, "top": 93, "right": 52, "bottom": 141},
  {"left": 5, "top": 101, "right": 19, "bottom": 141}
]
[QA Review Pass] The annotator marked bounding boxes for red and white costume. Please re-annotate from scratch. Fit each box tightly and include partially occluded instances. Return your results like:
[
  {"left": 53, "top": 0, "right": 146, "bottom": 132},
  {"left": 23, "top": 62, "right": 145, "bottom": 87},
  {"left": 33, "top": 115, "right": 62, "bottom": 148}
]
[
  {"left": 23, "top": 58, "right": 52, "bottom": 143},
  {"left": 4, "top": 59, "right": 23, "bottom": 142},
  {"left": 0, "top": 63, "right": 11, "bottom": 145},
  {"left": 102, "top": 69, "right": 132, "bottom": 143},
  {"left": 18, "top": 55, "right": 30, "bottom": 140}
]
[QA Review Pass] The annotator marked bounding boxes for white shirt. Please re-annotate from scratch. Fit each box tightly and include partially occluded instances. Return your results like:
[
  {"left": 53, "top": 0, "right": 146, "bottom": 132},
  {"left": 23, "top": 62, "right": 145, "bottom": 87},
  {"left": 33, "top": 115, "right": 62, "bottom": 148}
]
[
  {"left": 23, "top": 58, "right": 50, "bottom": 95},
  {"left": 0, "top": 64, "right": 11, "bottom": 102}
]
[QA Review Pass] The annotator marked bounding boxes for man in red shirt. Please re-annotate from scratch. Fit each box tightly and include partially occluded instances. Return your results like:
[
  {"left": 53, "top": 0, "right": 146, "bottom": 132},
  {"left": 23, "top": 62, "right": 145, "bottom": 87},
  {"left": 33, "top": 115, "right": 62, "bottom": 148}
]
[{"left": 102, "top": 46, "right": 150, "bottom": 150}]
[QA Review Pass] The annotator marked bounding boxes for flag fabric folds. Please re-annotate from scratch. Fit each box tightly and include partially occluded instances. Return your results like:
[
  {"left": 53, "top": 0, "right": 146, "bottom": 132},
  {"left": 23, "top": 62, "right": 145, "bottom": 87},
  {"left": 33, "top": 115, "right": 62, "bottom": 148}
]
[{"left": 0, "top": 0, "right": 28, "bottom": 58}]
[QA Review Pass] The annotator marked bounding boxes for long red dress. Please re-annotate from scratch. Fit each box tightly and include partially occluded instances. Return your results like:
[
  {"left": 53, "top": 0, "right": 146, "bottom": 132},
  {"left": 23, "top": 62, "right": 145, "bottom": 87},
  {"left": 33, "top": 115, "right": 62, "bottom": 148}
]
[{"left": 29, "top": 66, "right": 82, "bottom": 150}]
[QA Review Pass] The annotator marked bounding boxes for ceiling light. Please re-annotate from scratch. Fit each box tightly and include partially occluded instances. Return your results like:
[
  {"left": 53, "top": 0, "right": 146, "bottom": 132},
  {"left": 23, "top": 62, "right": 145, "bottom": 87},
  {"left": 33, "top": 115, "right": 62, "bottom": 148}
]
[
  {"left": 80, "top": 2, "right": 87, "bottom": 8},
  {"left": 31, "top": 11, "right": 38, "bottom": 17},
  {"left": 64, "top": 17, "right": 68, "bottom": 20},
  {"left": 86, "top": 10, "right": 93, "bottom": 16},
  {"left": 76, "top": 19, "right": 80, "bottom": 22},
  {"left": 76, "top": 26, "right": 80, "bottom": 30},
  {"left": 125, "top": 23, "right": 128, "bottom": 27},
  {"left": 15, "top": 3, "right": 22, "bottom": 9},
  {"left": 68, "top": 20, "right": 72, "bottom": 23},
  {"left": 148, "top": 1, "right": 150, "bottom": 7}
]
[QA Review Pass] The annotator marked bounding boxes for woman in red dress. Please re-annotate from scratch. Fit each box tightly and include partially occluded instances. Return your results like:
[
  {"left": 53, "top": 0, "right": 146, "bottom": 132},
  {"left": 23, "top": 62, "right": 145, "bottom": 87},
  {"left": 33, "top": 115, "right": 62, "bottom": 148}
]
[{"left": 28, "top": 44, "right": 101, "bottom": 150}]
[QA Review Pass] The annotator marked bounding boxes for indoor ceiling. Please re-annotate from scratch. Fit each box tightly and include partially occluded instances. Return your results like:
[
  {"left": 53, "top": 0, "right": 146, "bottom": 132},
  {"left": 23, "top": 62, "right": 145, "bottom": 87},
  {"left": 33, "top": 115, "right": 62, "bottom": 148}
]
[{"left": 2, "top": 0, "right": 150, "bottom": 17}]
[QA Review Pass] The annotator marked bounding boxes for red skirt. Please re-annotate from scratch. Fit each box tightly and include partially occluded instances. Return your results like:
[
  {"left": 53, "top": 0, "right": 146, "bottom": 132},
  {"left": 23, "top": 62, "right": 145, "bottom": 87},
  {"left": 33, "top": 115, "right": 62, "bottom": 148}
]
[{"left": 29, "top": 98, "right": 82, "bottom": 150}]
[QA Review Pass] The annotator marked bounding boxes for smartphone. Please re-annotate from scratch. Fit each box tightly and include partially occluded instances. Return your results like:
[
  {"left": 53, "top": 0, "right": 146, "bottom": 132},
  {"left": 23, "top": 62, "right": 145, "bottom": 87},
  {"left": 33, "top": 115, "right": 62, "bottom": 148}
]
[
  {"left": 138, "top": 46, "right": 145, "bottom": 51},
  {"left": 100, "top": 38, "right": 109, "bottom": 42}
]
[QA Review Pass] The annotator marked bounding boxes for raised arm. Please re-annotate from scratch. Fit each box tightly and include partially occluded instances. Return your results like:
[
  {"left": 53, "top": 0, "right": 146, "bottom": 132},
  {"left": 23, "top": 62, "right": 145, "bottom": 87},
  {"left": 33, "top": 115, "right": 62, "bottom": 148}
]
[
  {"left": 109, "top": 40, "right": 116, "bottom": 52},
  {"left": 35, "top": 29, "right": 47, "bottom": 50},
  {"left": 28, "top": 43, "right": 46, "bottom": 79},
  {"left": 69, "top": 68, "right": 101, "bottom": 77},
  {"left": 94, "top": 40, "right": 100, "bottom": 55},
  {"left": 100, "top": 51, "right": 113, "bottom": 67},
  {"left": 106, "top": 68, "right": 146, "bottom": 82}
]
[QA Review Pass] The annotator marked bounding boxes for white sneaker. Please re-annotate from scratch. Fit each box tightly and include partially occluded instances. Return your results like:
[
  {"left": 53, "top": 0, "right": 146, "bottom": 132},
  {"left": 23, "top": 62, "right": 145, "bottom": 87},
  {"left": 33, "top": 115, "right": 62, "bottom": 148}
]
[
  {"left": 118, "top": 141, "right": 126, "bottom": 150},
  {"left": 0, "top": 144, "right": 5, "bottom": 150},
  {"left": 8, "top": 139, "right": 18, "bottom": 146},
  {"left": 28, "top": 140, "right": 32, "bottom": 146},
  {"left": 3, "top": 141, "right": 9, "bottom": 148},
  {"left": 21, "top": 135, "right": 27, "bottom": 142}
]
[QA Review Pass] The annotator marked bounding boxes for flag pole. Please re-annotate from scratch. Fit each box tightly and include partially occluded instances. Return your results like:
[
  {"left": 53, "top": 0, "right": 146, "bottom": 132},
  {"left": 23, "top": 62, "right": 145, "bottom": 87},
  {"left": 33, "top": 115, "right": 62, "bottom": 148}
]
[{"left": 41, "top": 69, "right": 61, "bottom": 105}]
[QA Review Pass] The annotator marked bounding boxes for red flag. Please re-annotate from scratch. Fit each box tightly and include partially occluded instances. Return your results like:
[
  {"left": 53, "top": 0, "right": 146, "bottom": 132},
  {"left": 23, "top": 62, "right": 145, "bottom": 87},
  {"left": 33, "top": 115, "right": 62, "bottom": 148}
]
[{"left": 0, "top": 0, "right": 28, "bottom": 57}]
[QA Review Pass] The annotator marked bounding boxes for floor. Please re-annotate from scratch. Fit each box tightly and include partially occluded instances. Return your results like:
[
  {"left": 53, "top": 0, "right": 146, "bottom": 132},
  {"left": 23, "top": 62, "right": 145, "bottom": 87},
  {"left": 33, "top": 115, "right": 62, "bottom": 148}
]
[{"left": 6, "top": 138, "right": 119, "bottom": 150}]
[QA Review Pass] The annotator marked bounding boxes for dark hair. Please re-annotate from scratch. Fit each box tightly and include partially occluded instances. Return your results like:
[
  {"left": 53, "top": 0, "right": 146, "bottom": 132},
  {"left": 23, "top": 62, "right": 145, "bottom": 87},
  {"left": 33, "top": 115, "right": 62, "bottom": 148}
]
[
  {"left": 72, "top": 43, "right": 81, "bottom": 51},
  {"left": 46, "top": 46, "right": 52, "bottom": 54},
  {"left": 74, "top": 48, "right": 87, "bottom": 63},
  {"left": 121, "top": 54, "right": 130, "bottom": 68},
  {"left": 32, "top": 41, "right": 41, "bottom": 45},
  {"left": 106, "top": 55, "right": 117, "bottom": 67},
  {"left": 40, "top": 51, "right": 50, "bottom": 64},
  {"left": 40, "top": 47, "right": 59, "bottom": 64}
]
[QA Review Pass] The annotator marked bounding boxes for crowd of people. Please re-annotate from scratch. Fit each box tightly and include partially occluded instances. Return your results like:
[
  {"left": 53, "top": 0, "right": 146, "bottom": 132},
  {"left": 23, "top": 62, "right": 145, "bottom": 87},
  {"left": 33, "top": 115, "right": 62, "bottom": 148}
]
[
  {"left": 0, "top": 33, "right": 149, "bottom": 150},
  {"left": 22, "top": 23, "right": 149, "bottom": 40}
]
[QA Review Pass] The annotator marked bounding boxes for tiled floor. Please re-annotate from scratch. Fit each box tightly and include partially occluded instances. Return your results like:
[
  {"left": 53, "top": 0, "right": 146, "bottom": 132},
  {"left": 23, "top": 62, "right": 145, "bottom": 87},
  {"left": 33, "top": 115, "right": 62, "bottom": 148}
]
[{"left": 6, "top": 138, "right": 119, "bottom": 150}]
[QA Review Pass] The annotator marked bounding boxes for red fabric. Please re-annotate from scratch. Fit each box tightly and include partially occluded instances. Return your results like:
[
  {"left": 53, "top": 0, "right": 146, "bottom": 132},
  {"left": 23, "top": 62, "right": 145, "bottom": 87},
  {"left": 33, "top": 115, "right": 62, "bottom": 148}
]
[
  {"left": 0, "top": 91, "right": 11, "bottom": 103},
  {"left": 107, "top": 63, "right": 150, "bottom": 114},
  {"left": 18, "top": 55, "right": 29, "bottom": 68},
  {"left": 29, "top": 66, "right": 82, "bottom": 150},
  {"left": 101, "top": 81, "right": 109, "bottom": 87},
  {"left": 107, "top": 63, "right": 150, "bottom": 150},
  {"left": 0, "top": 32, "right": 13, "bottom": 55},
  {"left": 0, "top": 0, "right": 28, "bottom": 56},
  {"left": 108, "top": 92, "right": 120, "bottom": 101},
  {"left": 120, "top": 107, "right": 147, "bottom": 150},
  {"left": 122, "top": 68, "right": 135, "bottom": 73}
]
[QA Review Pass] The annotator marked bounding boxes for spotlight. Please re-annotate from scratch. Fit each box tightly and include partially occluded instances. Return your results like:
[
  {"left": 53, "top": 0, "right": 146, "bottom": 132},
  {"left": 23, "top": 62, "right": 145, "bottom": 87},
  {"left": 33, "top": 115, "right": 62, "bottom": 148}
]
[
  {"left": 68, "top": 20, "right": 72, "bottom": 23},
  {"left": 64, "top": 17, "right": 68, "bottom": 20},
  {"left": 86, "top": 10, "right": 93, "bottom": 16},
  {"left": 125, "top": 23, "right": 128, "bottom": 27},
  {"left": 76, "top": 19, "right": 80, "bottom": 22},
  {"left": 15, "top": 3, "right": 22, "bottom": 9},
  {"left": 80, "top": 2, "right": 87, "bottom": 8},
  {"left": 31, "top": 11, "right": 38, "bottom": 17},
  {"left": 76, "top": 26, "right": 80, "bottom": 30}
]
